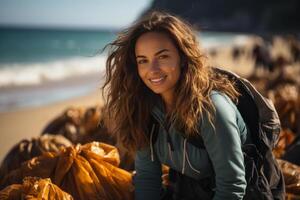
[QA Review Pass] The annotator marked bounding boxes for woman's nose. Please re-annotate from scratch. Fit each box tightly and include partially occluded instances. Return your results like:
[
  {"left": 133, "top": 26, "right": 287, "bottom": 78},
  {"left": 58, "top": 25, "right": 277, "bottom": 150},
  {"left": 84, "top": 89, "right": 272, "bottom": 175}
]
[{"left": 149, "top": 59, "right": 160, "bottom": 72}]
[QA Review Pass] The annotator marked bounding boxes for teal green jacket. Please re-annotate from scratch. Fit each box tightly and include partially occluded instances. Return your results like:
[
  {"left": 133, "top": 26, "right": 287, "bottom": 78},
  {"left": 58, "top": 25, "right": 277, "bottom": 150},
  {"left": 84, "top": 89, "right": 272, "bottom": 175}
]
[{"left": 134, "top": 91, "right": 248, "bottom": 200}]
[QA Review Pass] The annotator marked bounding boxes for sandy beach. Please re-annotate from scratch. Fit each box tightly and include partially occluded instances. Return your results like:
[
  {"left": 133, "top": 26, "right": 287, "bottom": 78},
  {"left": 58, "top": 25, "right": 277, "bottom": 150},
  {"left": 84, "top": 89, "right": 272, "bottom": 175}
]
[{"left": 0, "top": 88, "right": 103, "bottom": 162}]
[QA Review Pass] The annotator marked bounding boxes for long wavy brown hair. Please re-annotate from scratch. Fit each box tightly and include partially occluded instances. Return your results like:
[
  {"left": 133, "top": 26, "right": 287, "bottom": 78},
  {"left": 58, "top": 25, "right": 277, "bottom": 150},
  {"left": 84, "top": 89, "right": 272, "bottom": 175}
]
[{"left": 102, "top": 11, "right": 240, "bottom": 152}]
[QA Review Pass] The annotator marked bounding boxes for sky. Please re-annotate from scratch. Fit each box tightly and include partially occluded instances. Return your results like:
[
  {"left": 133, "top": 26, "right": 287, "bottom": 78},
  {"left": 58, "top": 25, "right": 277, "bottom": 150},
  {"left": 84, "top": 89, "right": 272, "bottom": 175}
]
[{"left": 0, "top": 0, "right": 152, "bottom": 29}]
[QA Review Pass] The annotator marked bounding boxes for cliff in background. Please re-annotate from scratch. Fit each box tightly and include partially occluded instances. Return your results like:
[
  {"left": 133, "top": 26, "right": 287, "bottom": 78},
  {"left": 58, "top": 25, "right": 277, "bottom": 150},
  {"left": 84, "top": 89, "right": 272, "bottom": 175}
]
[{"left": 144, "top": 0, "right": 300, "bottom": 34}]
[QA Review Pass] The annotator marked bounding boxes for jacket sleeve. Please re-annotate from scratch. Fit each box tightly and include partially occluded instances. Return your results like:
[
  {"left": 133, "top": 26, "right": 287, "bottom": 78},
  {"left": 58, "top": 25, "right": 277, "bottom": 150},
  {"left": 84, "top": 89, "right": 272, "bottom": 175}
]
[
  {"left": 201, "top": 93, "right": 247, "bottom": 200},
  {"left": 134, "top": 147, "right": 162, "bottom": 200}
]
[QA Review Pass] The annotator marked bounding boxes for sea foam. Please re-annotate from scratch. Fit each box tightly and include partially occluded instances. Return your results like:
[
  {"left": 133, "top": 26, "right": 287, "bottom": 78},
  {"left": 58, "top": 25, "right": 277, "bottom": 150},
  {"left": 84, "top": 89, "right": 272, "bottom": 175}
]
[{"left": 0, "top": 55, "right": 107, "bottom": 87}]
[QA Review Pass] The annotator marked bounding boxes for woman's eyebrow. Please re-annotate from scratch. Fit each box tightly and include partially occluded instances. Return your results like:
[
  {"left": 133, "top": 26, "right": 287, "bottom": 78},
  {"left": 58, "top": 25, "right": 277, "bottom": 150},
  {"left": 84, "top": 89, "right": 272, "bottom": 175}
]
[
  {"left": 136, "top": 55, "right": 146, "bottom": 59},
  {"left": 155, "top": 49, "right": 169, "bottom": 56},
  {"left": 136, "top": 49, "right": 170, "bottom": 59}
]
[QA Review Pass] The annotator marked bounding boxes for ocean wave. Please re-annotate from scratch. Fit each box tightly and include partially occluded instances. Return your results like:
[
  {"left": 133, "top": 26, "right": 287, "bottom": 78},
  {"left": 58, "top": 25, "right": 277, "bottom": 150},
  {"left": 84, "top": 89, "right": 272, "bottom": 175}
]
[{"left": 0, "top": 55, "right": 107, "bottom": 87}]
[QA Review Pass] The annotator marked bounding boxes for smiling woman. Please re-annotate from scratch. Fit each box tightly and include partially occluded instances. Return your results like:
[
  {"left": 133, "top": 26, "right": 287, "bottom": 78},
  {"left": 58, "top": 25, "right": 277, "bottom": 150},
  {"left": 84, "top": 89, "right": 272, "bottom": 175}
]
[{"left": 102, "top": 11, "right": 248, "bottom": 200}]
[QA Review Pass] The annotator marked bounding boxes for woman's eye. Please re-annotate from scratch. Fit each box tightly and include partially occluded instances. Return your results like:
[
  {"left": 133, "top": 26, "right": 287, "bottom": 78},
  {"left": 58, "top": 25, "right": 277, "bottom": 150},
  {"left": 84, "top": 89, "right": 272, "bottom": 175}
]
[
  {"left": 159, "top": 54, "right": 169, "bottom": 59},
  {"left": 137, "top": 59, "right": 147, "bottom": 64}
]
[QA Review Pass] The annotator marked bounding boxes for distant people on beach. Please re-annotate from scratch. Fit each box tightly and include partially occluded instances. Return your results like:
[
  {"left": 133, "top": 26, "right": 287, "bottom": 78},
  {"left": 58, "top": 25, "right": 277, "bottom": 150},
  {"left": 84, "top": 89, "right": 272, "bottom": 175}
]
[{"left": 251, "top": 42, "right": 274, "bottom": 72}]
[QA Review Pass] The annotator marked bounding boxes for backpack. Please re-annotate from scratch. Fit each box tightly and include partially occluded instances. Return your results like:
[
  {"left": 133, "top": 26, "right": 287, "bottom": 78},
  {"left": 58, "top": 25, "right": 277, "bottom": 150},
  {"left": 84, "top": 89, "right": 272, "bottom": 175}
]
[{"left": 149, "top": 67, "right": 285, "bottom": 200}]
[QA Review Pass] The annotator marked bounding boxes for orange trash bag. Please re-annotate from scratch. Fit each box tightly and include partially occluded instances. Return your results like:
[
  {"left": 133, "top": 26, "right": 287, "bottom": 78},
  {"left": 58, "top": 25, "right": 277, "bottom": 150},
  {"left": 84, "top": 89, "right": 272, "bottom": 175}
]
[
  {"left": 0, "top": 134, "right": 72, "bottom": 181},
  {"left": 0, "top": 176, "right": 73, "bottom": 200},
  {"left": 277, "top": 159, "right": 300, "bottom": 199},
  {"left": 0, "top": 142, "right": 134, "bottom": 200}
]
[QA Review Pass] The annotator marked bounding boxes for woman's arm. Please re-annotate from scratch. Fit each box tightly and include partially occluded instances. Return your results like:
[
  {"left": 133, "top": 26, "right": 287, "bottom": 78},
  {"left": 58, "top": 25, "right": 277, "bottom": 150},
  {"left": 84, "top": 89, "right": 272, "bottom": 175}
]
[
  {"left": 201, "top": 93, "right": 247, "bottom": 200},
  {"left": 134, "top": 147, "right": 162, "bottom": 200}
]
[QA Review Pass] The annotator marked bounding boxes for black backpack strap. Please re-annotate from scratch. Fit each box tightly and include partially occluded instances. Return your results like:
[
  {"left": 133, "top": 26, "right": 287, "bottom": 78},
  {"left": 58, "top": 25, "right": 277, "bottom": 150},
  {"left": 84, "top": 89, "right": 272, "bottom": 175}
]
[{"left": 212, "top": 67, "right": 260, "bottom": 143}]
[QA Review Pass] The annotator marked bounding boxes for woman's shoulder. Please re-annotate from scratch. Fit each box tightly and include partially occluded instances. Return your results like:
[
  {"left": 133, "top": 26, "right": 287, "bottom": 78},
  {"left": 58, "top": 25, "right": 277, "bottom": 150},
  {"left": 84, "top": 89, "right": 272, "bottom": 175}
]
[
  {"left": 208, "top": 90, "right": 245, "bottom": 129},
  {"left": 208, "top": 90, "right": 248, "bottom": 142},
  {"left": 210, "top": 90, "right": 237, "bottom": 112}
]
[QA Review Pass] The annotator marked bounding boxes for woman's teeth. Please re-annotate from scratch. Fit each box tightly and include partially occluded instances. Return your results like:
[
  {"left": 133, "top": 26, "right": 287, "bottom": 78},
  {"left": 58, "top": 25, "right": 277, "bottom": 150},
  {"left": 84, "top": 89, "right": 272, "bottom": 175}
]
[{"left": 150, "top": 76, "right": 166, "bottom": 83}]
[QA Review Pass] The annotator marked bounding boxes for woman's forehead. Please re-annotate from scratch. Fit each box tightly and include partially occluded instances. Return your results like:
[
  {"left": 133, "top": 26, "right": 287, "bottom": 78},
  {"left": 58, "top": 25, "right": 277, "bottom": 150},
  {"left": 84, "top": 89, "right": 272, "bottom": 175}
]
[{"left": 135, "top": 32, "right": 177, "bottom": 55}]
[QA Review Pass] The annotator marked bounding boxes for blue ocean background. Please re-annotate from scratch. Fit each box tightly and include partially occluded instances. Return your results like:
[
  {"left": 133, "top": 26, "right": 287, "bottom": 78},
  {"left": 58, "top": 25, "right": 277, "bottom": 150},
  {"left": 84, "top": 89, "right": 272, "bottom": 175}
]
[{"left": 0, "top": 28, "right": 248, "bottom": 112}]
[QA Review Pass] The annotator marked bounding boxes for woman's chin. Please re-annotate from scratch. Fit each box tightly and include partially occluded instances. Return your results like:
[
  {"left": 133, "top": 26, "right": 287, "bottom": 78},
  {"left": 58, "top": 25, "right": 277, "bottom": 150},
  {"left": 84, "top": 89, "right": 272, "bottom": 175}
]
[{"left": 148, "top": 87, "right": 164, "bottom": 95}]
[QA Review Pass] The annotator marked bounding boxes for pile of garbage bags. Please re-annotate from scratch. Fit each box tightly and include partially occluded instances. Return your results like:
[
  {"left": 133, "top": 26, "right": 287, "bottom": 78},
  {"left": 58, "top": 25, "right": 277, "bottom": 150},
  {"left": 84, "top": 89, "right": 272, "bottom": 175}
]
[
  {"left": 0, "top": 141, "right": 133, "bottom": 200},
  {"left": 0, "top": 105, "right": 136, "bottom": 200}
]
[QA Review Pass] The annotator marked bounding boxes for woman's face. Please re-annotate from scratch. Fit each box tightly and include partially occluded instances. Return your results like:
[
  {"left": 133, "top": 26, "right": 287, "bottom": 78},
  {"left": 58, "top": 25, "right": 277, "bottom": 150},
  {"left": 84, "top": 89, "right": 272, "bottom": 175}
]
[{"left": 135, "top": 31, "right": 181, "bottom": 103}]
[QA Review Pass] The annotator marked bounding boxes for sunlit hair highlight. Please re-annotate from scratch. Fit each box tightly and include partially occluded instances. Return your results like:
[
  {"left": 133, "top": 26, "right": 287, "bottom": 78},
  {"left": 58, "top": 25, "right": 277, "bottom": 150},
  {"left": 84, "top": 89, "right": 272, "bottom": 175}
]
[{"left": 102, "top": 11, "right": 239, "bottom": 152}]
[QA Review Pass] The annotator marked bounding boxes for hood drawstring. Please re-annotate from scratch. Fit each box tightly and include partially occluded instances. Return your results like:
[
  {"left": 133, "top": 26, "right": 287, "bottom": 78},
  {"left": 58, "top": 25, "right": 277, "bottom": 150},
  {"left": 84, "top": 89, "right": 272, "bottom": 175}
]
[
  {"left": 182, "top": 139, "right": 187, "bottom": 174},
  {"left": 150, "top": 123, "right": 155, "bottom": 162},
  {"left": 150, "top": 114, "right": 200, "bottom": 175},
  {"left": 183, "top": 138, "right": 201, "bottom": 174},
  {"left": 149, "top": 115, "right": 175, "bottom": 163},
  {"left": 168, "top": 143, "right": 174, "bottom": 164}
]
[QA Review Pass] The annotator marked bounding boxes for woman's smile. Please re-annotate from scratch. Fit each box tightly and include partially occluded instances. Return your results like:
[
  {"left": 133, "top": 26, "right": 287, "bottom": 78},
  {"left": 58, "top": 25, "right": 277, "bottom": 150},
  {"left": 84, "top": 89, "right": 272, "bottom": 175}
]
[{"left": 149, "top": 75, "right": 167, "bottom": 84}]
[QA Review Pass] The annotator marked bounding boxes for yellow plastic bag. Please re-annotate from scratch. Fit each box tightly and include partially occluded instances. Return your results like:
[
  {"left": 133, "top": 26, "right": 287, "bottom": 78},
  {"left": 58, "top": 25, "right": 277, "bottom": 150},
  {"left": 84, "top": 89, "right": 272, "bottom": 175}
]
[
  {"left": 0, "top": 134, "right": 72, "bottom": 180},
  {"left": 1, "top": 142, "right": 134, "bottom": 200},
  {"left": 42, "top": 105, "right": 135, "bottom": 171},
  {"left": 0, "top": 177, "right": 73, "bottom": 200}
]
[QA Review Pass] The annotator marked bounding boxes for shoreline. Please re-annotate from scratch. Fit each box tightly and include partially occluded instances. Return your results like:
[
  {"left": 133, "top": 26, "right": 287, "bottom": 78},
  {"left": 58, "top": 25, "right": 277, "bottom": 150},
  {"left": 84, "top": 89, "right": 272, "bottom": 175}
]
[{"left": 0, "top": 71, "right": 105, "bottom": 113}]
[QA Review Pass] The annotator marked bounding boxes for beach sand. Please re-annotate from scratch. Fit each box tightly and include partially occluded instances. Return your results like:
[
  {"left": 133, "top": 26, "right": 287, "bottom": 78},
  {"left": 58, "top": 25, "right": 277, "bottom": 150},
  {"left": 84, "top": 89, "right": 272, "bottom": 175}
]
[
  {"left": 0, "top": 88, "right": 103, "bottom": 162},
  {"left": 0, "top": 45, "right": 254, "bottom": 162}
]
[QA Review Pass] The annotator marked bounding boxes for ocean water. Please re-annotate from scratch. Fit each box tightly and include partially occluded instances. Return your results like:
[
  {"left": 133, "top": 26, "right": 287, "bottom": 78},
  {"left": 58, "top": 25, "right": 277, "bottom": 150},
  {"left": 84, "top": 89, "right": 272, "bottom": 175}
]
[{"left": 0, "top": 28, "right": 249, "bottom": 112}]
